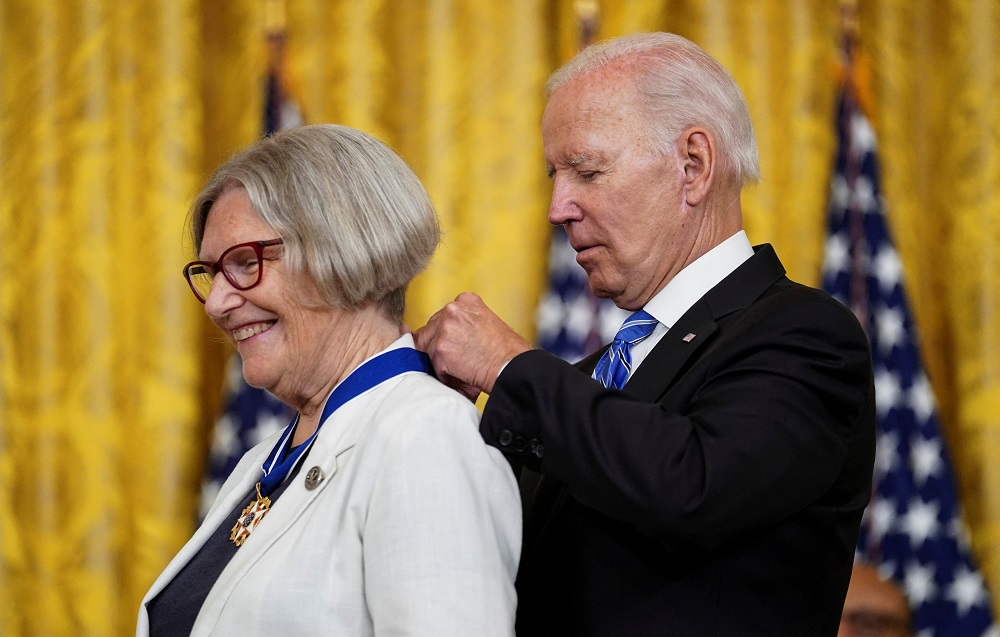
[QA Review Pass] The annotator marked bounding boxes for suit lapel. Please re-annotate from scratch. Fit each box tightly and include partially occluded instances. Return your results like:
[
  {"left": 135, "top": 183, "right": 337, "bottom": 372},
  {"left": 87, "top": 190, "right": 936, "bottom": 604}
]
[
  {"left": 624, "top": 300, "right": 716, "bottom": 402},
  {"left": 521, "top": 245, "right": 787, "bottom": 552},
  {"left": 624, "top": 244, "right": 786, "bottom": 402},
  {"left": 575, "top": 347, "right": 605, "bottom": 376}
]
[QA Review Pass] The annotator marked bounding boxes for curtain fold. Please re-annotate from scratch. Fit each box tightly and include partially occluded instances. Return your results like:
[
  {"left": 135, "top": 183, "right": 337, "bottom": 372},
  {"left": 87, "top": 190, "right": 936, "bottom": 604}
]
[
  {"left": 939, "top": 0, "right": 1000, "bottom": 584},
  {"left": 0, "top": 0, "right": 256, "bottom": 634},
  {"left": 2, "top": 1, "right": 999, "bottom": 634},
  {"left": 285, "top": 0, "right": 554, "bottom": 334}
]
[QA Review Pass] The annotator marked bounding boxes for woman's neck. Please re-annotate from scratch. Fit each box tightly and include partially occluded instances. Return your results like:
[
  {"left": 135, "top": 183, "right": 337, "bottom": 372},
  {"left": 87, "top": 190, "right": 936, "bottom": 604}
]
[{"left": 289, "top": 310, "right": 401, "bottom": 445}]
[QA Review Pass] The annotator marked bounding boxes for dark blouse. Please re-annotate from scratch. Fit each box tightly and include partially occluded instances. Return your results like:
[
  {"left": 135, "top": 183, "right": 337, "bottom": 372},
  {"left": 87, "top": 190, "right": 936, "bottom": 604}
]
[{"left": 147, "top": 460, "right": 302, "bottom": 636}]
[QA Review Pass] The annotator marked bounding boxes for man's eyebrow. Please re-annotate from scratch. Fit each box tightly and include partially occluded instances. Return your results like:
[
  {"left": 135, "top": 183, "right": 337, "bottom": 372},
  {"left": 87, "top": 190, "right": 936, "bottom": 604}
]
[{"left": 546, "top": 155, "right": 594, "bottom": 176}]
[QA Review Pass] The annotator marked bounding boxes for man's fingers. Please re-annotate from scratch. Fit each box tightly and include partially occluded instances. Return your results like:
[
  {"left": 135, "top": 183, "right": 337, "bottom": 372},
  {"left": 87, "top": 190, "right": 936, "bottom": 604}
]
[
  {"left": 411, "top": 323, "right": 430, "bottom": 351},
  {"left": 413, "top": 291, "right": 521, "bottom": 397},
  {"left": 440, "top": 373, "right": 482, "bottom": 403}
]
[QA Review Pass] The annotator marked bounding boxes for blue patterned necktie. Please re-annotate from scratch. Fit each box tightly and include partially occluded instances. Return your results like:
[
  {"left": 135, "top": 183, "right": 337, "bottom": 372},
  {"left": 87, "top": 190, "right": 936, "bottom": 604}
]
[{"left": 592, "top": 309, "right": 658, "bottom": 389}]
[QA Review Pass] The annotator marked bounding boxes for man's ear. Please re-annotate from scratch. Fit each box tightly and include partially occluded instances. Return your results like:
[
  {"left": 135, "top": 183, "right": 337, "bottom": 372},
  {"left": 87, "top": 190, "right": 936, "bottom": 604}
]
[{"left": 679, "top": 127, "right": 715, "bottom": 206}]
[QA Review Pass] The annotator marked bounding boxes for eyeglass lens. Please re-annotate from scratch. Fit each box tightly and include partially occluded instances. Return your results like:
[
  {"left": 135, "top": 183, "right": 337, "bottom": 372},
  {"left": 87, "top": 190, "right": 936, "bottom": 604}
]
[{"left": 187, "top": 244, "right": 265, "bottom": 301}]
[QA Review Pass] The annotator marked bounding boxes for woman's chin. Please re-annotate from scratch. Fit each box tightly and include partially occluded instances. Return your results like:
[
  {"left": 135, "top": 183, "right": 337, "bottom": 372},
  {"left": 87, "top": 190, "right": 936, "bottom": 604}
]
[{"left": 240, "top": 366, "right": 276, "bottom": 393}]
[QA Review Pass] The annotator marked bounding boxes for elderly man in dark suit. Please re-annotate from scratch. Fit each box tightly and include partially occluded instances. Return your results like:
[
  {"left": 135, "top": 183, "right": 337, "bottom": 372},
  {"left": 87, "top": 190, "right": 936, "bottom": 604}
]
[{"left": 416, "top": 32, "right": 875, "bottom": 637}]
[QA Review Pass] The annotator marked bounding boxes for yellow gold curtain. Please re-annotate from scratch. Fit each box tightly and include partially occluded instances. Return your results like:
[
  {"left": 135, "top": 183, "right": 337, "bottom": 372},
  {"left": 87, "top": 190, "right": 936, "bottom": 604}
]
[
  {"left": 0, "top": 0, "right": 259, "bottom": 634},
  {"left": 1, "top": 0, "right": 999, "bottom": 634},
  {"left": 282, "top": 0, "right": 554, "bottom": 335}
]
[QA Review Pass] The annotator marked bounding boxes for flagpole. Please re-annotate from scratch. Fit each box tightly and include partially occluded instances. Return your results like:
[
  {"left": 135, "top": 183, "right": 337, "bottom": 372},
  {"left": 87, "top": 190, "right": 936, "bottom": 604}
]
[
  {"left": 823, "top": 5, "right": 999, "bottom": 630},
  {"left": 838, "top": 0, "right": 870, "bottom": 334},
  {"left": 575, "top": 0, "right": 599, "bottom": 50}
]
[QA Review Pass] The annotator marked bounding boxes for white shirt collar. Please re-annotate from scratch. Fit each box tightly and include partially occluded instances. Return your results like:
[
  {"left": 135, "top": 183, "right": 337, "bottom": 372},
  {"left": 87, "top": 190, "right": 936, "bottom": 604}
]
[{"left": 643, "top": 231, "right": 754, "bottom": 329}]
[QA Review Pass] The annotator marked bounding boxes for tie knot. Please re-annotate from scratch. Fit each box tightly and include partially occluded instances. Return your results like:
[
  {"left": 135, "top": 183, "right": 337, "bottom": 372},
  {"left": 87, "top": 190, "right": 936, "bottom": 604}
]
[
  {"left": 592, "top": 309, "right": 658, "bottom": 389},
  {"left": 614, "top": 309, "right": 657, "bottom": 346}
]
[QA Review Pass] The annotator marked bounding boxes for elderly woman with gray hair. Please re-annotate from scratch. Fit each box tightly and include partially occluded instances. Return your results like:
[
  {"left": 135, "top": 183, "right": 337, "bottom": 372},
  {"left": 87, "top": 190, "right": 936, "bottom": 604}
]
[{"left": 137, "top": 124, "right": 520, "bottom": 636}]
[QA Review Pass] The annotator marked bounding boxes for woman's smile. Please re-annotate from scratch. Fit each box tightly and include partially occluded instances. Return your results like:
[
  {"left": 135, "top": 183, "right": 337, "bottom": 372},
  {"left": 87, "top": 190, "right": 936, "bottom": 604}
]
[{"left": 233, "top": 321, "right": 275, "bottom": 342}]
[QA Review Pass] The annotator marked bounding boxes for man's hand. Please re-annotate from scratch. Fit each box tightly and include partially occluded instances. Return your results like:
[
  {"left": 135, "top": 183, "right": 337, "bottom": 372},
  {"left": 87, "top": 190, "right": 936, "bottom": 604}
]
[{"left": 413, "top": 292, "right": 532, "bottom": 400}]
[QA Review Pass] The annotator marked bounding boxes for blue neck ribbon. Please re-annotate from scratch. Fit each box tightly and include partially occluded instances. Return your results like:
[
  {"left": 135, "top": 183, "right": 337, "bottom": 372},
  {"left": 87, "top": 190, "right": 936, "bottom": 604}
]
[{"left": 257, "top": 347, "right": 433, "bottom": 496}]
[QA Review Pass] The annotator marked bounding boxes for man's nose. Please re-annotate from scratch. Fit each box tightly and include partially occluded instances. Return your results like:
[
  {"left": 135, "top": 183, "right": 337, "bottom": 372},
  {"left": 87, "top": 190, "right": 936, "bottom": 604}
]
[{"left": 548, "top": 179, "right": 582, "bottom": 225}]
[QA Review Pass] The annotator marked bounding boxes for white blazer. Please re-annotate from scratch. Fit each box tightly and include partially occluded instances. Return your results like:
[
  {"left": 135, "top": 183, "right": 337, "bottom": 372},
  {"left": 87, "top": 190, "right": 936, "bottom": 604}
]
[{"left": 137, "top": 338, "right": 521, "bottom": 636}]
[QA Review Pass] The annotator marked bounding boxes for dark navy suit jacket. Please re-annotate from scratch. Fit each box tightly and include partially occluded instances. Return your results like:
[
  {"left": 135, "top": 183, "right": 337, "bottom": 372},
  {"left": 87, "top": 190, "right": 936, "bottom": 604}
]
[{"left": 481, "top": 244, "right": 876, "bottom": 636}]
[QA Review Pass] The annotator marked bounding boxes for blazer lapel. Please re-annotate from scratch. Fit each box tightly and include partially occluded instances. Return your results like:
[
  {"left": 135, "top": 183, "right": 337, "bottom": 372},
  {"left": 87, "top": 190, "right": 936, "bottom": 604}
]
[
  {"left": 139, "top": 444, "right": 271, "bottom": 611},
  {"left": 190, "top": 386, "right": 386, "bottom": 636}
]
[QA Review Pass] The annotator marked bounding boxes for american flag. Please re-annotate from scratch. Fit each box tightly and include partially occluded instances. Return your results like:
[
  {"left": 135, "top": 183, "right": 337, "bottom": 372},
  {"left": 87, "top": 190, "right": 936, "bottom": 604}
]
[
  {"left": 197, "top": 22, "right": 300, "bottom": 519},
  {"left": 535, "top": 225, "right": 626, "bottom": 362},
  {"left": 821, "top": 74, "right": 997, "bottom": 636}
]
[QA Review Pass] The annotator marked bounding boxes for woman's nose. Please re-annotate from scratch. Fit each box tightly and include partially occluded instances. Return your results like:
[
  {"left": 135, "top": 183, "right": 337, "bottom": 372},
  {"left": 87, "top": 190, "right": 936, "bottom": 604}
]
[{"left": 203, "top": 272, "right": 245, "bottom": 319}]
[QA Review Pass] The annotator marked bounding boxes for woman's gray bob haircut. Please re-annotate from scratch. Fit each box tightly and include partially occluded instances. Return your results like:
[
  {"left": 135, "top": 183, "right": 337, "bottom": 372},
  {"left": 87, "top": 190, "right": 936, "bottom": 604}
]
[
  {"left": 189, "top": 124, "right": 440, "bottom": 323},
  {"left": 547, "top": 32, "right": 760, "bottom": 186}
]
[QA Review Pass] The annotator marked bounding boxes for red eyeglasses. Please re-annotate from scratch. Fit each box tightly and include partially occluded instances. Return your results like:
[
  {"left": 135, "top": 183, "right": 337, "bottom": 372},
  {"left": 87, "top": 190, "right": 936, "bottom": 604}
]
[{"left": 182, "top": 238, "right": 284, "bottom": 303}]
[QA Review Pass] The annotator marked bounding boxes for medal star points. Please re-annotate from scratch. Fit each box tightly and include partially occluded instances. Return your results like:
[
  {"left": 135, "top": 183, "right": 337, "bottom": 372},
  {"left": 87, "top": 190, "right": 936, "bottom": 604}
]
[{"left": 230, "top": 483, "right": 272, "bottom": 547}]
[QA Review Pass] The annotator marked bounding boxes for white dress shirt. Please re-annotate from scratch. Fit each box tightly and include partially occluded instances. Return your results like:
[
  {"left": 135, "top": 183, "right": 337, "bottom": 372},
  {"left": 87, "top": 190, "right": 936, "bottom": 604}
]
[{"left": 628, "top": 231, "right": 754, "bottom": 377}]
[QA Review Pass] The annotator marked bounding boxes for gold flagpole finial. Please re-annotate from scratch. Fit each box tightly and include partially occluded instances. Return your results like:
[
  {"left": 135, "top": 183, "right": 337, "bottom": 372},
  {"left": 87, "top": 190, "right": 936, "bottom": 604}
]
[
  {"left": 838, "top": 0, "right": 859, "bottom": 64},
  {"left": 264, "top": 0, "right": 291, "bottom": 102},
  {"left": 265, "top": 0, "right": 287, "bottom": 36},
  {"left": 574, "top": 0, "right": 600, "bottom": 50},
  {"left": 836, "top": 0, "right": 874, "bottom": 120}
]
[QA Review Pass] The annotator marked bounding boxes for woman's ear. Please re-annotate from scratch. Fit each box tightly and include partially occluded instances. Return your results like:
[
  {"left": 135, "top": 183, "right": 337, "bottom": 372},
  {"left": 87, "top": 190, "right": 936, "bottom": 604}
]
[{"left": 678, "top": 127, "right": 715, "bottom": 206}]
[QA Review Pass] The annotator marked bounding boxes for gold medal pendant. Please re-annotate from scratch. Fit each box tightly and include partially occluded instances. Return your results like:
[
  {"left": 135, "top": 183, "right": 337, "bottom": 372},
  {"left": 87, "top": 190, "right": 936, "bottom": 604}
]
[{"left": 230, "top": 482, "right": 272, "bottom": 547}]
